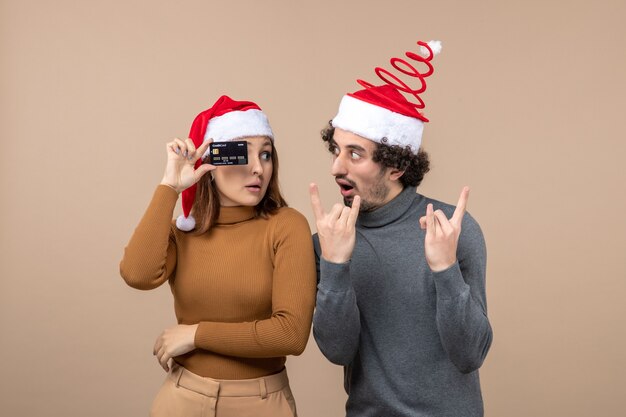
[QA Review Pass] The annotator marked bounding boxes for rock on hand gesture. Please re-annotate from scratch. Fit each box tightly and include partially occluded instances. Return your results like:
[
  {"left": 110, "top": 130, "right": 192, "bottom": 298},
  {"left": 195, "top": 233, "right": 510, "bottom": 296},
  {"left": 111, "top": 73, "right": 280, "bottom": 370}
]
[
  {"left": 420, "top": 187, "right": 470, "bottom": 272},
  {"left": 309, "top": 183, "right": 361, "bottom": 264}
]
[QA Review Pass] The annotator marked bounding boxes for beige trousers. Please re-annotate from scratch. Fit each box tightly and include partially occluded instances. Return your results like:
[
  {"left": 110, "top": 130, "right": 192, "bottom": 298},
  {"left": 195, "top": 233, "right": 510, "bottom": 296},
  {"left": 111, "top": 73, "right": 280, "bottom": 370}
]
[{"left": 150, "top": 363, "right": 297, "bottom": 417}]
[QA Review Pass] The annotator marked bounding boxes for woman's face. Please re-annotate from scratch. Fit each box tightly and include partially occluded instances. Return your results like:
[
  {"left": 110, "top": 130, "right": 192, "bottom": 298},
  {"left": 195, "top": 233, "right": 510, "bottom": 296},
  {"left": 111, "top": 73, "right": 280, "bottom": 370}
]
[{"left": 213, "top": 136, "right": 274, "bottom": 207}]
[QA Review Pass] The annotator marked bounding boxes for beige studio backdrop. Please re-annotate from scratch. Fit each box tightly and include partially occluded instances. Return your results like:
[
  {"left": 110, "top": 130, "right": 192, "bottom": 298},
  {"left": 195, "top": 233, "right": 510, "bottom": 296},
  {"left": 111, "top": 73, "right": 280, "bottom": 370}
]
[{"left": 1, "top": 0, "right": 625, "bottom": 416}]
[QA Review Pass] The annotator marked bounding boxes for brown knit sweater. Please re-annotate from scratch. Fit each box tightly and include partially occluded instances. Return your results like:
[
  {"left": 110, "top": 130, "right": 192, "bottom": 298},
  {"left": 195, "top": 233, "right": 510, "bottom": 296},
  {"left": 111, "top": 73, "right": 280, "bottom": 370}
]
[{"left": 120, "top": 185, "right": 317, "bottom": 379}]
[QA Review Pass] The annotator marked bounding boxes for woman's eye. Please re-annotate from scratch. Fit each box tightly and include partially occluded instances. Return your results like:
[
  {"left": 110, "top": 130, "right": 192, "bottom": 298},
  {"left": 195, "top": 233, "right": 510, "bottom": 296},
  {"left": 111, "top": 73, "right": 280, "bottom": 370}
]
[{"left": 260, "top": 151, "right": 272, "bottom": 161}]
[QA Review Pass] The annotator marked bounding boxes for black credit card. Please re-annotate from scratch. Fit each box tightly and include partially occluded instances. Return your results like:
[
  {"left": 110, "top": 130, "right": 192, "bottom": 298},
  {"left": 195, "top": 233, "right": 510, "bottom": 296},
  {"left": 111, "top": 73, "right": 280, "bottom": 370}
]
[{"left": 209, "top": 141, "right": 248, "bottom": 165}]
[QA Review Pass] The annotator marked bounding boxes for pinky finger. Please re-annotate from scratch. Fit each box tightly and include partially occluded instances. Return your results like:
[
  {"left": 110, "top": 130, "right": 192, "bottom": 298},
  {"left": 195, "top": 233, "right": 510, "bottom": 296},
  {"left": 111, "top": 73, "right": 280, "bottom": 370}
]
[
  {"left": 168, "top": 142, "right": 181, "bottom": 156},
  {"left": 347, "top": 195, "right": 361, "bottom": 226}
]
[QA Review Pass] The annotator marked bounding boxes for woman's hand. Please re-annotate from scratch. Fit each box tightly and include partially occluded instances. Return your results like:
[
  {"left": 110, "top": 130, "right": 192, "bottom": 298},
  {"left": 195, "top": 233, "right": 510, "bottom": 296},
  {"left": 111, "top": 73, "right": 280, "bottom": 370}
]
[
  {"left": 153, "top": 324, "right": 199, "bottom": 372},
  {"left": 160, "top": 138, "right": 215, "bottom": 194}
]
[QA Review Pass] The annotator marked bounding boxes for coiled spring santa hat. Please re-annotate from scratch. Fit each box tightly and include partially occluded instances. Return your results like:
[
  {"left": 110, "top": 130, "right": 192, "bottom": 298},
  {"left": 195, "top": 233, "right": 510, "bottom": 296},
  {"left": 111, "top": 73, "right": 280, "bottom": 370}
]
[
  {"left": 176, "top": 95, "right": 274, "bottom": 231},
  {"left": 331, "top": 40, "right": 442, "bottom": 154}
]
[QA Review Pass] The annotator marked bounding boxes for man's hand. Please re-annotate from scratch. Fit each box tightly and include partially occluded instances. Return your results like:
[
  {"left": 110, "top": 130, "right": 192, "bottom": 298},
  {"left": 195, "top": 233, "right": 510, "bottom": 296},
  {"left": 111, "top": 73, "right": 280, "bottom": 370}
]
[
  {"left": 419, "top": 187, "right": 469, "bottom": 272},
  {"left": 153, "top": 324, "right": 198, "bottom": 372},
  {"left": 310, "top": 183, "right": 361, "bottom": 264}
]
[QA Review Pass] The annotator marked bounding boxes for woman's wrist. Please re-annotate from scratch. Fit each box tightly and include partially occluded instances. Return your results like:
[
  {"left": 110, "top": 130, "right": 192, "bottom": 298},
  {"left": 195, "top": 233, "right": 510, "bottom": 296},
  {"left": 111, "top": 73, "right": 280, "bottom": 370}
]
[{"left": 160, "top": 180, "right": 181, "bottom": 194}]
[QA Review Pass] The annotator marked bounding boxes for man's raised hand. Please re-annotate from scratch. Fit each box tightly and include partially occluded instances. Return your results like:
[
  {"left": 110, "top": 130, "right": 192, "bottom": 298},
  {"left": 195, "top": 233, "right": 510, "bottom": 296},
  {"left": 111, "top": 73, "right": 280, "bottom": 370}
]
[
  {"left": 309, "top": 183, "right": 361, "bottom": 264},
  {"left": 420, "top": 187, "right": 469, "bottom": 272}
]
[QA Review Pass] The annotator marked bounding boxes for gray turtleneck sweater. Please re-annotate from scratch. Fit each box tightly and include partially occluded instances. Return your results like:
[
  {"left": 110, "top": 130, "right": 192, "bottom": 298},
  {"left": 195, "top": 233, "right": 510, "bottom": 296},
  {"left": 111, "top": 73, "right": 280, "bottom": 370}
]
[{"left": 313, "top": 187, "right": 492, "bottom": 417}]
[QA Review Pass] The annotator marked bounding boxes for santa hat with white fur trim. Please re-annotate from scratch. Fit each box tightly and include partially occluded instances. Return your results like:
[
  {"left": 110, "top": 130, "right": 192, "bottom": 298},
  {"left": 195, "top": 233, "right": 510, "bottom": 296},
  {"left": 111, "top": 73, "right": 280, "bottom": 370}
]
[
  {"left": 331, "top": 40, "right": 442, "bottom": 154},
  {"left": 176, "top": 95, "right": 274, "bottom": 231}
]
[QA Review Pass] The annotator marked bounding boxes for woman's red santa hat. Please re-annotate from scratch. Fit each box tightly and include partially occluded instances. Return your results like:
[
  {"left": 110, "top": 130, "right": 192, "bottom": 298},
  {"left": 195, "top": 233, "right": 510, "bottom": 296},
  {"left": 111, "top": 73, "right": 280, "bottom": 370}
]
[
  {"left": 176, "top": 95, "right": 274, "bottom": 231},
  {"left": 331, "top": 40, "right": 442, "bottom": 154}
]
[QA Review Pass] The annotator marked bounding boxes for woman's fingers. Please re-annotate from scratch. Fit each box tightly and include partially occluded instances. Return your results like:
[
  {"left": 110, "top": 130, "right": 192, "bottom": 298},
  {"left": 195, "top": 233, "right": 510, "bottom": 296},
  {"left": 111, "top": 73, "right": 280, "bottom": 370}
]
[
  {"left": 184, "top": 138, "right": 196, "bottom": 159},
  {"left": 167, "top": 140, "right": 181, "bottom": 156},
  {"left": 195, "top": 139, "right": 212, "bottom": 162},
  {"left": 157, "top": 346, "right": 170, "bottom": 372},
  {"left": 167, "top": 138, "right": 209, "bottom": 162},
  {"left": 194, "top": 163, "right": 216, "bottom": 182},
  {"left": 154, "top": 335, "right": 169, "bottom": 371},
  {"left": 173, "top": 138, "right": 187, "bottom": 157},
  {"left": 153, "top": 336, "right": 162, "bottom": 356}
]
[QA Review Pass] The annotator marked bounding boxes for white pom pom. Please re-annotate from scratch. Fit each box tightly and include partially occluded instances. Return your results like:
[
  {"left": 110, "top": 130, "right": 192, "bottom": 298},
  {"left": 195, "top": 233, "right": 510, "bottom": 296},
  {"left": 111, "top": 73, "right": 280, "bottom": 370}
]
[
  {"left": 420, "top": 40, "right": 442, "bottom": 56},
  {"left": 176, "top": 214, "right": 196, "bottom": 231}
]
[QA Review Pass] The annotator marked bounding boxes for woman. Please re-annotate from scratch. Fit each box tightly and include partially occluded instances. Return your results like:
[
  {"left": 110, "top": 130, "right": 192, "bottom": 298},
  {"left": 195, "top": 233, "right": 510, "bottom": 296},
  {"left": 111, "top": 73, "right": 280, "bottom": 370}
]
[{"left": 120, "top": 95, "right": 316, "bottom": 417}]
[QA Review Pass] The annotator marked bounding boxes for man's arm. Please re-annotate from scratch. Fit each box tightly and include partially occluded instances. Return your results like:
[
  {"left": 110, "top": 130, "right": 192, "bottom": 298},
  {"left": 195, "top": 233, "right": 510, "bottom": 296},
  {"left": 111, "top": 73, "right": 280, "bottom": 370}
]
[
  {"left": 433, "top": 213, "right": 493, "bottom": 373},
  {"left": 420, "top": 188, "right": 493, "bottom": 373},
  {"left": 312, "top": 235, "right": 361, "bottom": 366},
  {"left": 308, "top": 184, "right": 362, "bottom": 366}
]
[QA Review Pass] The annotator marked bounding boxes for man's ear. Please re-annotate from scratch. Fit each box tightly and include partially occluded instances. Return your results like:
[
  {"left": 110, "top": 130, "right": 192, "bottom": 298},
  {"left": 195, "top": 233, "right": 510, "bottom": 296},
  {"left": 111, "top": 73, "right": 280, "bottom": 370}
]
[{"left": 388, "top": 168, "right": 405, "bottom": 182}]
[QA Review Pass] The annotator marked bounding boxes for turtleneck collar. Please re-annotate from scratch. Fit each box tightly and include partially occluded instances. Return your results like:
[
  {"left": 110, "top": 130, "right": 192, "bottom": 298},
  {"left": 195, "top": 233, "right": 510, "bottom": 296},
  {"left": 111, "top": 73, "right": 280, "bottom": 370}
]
[
  {"left": 216, "top": 205, "right": 256, "bottom": 225},
  {"left": 357, "top": 187, "right": 421, "bottom": 228}
]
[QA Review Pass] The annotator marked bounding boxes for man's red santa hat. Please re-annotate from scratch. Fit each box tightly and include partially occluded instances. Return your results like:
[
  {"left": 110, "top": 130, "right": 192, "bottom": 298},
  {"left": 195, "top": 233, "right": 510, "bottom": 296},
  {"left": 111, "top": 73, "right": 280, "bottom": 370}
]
[
  {"left": 176, "top": 95, "right": 274, "bottom": 231},
  {"left": 331, "top": 40, "right": 442, "bottom": 154}
]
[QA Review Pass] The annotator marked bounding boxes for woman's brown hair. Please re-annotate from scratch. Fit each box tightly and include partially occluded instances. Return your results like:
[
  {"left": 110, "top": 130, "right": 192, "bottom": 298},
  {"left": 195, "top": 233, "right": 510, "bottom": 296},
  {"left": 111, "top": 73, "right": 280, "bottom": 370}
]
[{"left": 190, "top": 140, "right": 287, "bottom": 235}]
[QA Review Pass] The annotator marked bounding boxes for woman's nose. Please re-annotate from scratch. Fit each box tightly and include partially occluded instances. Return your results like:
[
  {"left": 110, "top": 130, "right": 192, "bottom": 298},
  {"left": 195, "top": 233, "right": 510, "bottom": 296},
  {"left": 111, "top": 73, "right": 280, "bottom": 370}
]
[{"left": 250, "top": 155, "right": 263, "bottom": 176}]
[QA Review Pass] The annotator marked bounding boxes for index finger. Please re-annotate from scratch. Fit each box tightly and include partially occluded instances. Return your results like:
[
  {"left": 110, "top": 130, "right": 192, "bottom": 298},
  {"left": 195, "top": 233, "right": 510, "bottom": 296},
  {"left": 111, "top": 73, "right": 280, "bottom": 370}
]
[
  {"left": 309, "top": 183, "right": 325, "bottom": 220},
  {"left": 194, "top": 139, "right": 212, "bottom": 162},
  {"left": 451, "top": 186, "right": 470, "bottom": 224}
]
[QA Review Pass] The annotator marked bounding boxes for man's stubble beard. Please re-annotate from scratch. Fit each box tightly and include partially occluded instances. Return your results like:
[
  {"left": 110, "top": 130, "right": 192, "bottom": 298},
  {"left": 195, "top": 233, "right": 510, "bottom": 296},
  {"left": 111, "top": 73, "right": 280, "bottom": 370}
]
[{"left": 343, "top": 170, "right": 389, "bottom": 212}]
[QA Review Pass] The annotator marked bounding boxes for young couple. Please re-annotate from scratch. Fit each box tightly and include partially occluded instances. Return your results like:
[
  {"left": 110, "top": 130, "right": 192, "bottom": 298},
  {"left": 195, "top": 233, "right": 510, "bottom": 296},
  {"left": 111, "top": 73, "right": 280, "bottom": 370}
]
[{"left": 120, "top": 40, "right": 493, "bottom": 417}]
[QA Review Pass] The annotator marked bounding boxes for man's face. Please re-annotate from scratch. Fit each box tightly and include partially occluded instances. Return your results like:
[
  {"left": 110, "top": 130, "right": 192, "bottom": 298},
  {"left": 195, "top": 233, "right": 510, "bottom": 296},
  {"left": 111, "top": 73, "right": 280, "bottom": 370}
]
[{"left": 329, "top": 128, "right": 396, "bottom": 212}]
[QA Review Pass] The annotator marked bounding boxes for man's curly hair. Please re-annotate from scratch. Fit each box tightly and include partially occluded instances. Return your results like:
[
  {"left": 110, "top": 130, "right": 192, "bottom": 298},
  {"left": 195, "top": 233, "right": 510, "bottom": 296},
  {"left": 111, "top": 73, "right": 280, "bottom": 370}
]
[{"left": 321, "top": 125, "right": 430, "bottom": 187}]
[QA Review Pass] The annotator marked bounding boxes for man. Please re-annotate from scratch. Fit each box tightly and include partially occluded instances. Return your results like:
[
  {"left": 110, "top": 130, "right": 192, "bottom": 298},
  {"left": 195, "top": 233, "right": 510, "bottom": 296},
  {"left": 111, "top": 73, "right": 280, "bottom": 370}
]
[{"left": 310, "top": 41, "right": 493, "bottom": 417}]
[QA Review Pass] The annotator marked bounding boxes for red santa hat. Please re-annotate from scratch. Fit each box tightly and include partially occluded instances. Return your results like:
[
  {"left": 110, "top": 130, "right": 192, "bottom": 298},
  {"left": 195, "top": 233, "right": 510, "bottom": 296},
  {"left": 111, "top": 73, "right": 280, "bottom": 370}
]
[
  {"left": 176, "top": 95, "right": 274, "bottom": 231},
  {"left": 331, "top": 40, "right": 442, "bottom": 154}
]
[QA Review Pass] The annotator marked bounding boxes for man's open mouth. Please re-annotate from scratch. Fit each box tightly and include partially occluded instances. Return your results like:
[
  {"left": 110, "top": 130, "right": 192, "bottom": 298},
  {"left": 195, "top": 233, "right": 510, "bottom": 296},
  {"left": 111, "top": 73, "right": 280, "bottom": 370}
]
[{"left": 336, "top": 178, "right": 356, "bottom": 196}]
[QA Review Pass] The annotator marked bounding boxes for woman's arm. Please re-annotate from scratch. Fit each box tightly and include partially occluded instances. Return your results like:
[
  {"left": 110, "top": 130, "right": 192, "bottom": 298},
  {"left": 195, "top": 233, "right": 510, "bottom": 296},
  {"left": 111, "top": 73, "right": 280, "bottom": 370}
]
[
  {"left": 120, "top": 138, "right": 214, "bottom": 289},
  {"left": 119, "top": 185, "right": 179, "bottom": 290}
]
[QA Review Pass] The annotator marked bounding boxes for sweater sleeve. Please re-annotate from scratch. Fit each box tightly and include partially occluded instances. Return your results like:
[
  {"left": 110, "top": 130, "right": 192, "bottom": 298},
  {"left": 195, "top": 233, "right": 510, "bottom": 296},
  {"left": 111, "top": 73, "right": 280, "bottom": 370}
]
[
  {"left": 194, "top": 209, "right": 317, "bottom": 358},
  {"left": 312, "top": 234, "right": 361, "bottom": 366},
  {"left": 433, "top": 212, "right": 493, "bottom": 374},
  {"left": 119, "top": 185, "right": 178, "bottom": 290}
]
